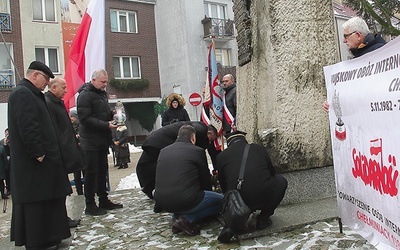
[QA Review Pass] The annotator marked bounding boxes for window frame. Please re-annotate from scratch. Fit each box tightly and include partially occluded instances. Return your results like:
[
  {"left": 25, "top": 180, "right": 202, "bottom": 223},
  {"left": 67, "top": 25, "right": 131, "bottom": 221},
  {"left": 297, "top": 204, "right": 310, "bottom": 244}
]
[
  {"left": 0, "top": 0, "right": 10, "bottom": 14},
  {"left": 113, "top": 56, "right": 141, "bottom": 79},
  {"left": 110, "top": 9, "right": 138, "bottom": 33},
  {"left": 215, "top": 48, "right": 231, "bottom": 67},
  {"left": 204, "top": 2, "right": 226, "bottom": 19},
  {"left": 35, "top": 47, "right": 60, "bottom": 74},
  {"left": 32, "top": 0, "right": 56, "bottom": 22}
]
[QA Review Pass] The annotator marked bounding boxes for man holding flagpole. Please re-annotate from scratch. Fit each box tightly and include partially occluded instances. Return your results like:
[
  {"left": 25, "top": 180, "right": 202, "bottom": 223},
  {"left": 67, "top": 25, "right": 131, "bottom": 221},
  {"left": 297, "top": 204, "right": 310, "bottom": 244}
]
[
  {"left": 201, "top": 41, "right": 225, "bottom": 150},
  {"left": 221, "top": 74, "right": 237, "bottom": 133}
]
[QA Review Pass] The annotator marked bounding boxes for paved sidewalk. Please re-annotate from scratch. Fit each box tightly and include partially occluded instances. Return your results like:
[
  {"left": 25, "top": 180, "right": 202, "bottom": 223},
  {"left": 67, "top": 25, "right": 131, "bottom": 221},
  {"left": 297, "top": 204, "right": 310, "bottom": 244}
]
[
  {"left": 0, "top": 150, "right": 377, "bottom": 249},
  {"left": 0, "top": 189, "right": 376, "bottom": 249}
]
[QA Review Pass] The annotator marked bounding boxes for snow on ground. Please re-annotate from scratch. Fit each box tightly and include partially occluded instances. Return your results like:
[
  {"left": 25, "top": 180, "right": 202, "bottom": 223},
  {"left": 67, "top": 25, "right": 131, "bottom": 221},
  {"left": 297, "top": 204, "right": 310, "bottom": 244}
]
[{"left": 115, "top": 144, "right": 142, "bottom": 191}]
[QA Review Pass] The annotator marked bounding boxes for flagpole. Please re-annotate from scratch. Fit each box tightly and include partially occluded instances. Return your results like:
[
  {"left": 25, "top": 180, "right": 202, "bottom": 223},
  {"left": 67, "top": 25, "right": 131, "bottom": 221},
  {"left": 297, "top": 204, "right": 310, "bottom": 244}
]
[{"left": 211, "top": 37, "right": 226, "bottom": 151}]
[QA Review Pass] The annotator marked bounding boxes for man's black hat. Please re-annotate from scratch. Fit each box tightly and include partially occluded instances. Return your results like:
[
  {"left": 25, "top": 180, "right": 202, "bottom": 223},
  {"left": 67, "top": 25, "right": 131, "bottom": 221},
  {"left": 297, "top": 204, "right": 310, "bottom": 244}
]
[
  {"left": 224, "top": 130, "right": 247, "bottom": 146},
  {"left": 28, "top": 61, "right": 55, "bottom": 79}
]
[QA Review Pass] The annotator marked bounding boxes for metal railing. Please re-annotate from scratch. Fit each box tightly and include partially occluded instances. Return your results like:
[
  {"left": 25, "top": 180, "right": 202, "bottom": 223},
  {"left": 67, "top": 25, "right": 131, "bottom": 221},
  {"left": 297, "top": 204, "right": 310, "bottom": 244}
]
[
  {"left": 202, "top": 17, "right": 234, "bottom": 38},
  {"left": 0, "top": 69, "right": 14, "bottom": 89},
  {"left": 0, "top": 13, "right": 11, "bottom": 32}
]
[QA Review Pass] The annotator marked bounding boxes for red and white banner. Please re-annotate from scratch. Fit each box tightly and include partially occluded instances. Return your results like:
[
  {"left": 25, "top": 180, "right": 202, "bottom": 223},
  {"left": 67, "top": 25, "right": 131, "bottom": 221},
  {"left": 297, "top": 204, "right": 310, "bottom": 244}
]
[
  {"left": 63, "top": 0, "right": 105, "bottom": 110},
  {"left": 324, "top": 36, "right": 400, "bottom": 250}
]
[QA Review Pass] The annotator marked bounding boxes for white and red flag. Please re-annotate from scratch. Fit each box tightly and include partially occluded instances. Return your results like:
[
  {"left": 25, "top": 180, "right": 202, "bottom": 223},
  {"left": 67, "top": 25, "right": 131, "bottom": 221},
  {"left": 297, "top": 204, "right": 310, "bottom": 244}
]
[
  {"left": 201, "top": 41, "right": 224, "bottom": 150},
  {"left": 63, "top": 0, "right": 105, "bottom": 110}
]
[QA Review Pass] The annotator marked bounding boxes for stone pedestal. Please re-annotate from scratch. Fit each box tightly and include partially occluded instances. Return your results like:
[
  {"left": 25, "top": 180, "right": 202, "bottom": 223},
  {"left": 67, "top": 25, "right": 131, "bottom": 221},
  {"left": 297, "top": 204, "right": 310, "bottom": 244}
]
[{"left": 233, "top": 0, "right": 340, "bottom": 203}]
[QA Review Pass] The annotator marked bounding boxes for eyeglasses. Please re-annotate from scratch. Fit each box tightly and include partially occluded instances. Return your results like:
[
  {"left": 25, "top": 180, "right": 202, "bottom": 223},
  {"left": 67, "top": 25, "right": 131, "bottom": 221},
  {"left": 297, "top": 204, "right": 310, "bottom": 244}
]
[
  {"left": 222, "top": 80, "right": 229, "bottom": 82},
  {"left": 343, "top": 31, "right": 357, "bottom": 39},
  {"left": 37, "top": 71, "right": 50, "bottom": 81}
]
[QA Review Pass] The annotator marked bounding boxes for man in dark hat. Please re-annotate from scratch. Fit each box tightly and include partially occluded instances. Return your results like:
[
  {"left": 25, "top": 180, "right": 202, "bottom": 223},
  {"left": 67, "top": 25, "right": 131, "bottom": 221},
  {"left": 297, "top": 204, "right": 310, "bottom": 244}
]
[
  {"left": 8, "top": 61, "right": 71, "bottom": 249},
  {"left": 216, "top": 130, "right": 288, "bottom": 243}
]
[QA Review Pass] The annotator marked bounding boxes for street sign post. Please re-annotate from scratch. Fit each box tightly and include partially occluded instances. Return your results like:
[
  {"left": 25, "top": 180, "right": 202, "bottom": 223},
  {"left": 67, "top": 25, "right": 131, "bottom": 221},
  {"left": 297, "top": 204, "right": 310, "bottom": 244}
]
[{"left": 189, "top": 92, "right": 202, "bottom": 106}]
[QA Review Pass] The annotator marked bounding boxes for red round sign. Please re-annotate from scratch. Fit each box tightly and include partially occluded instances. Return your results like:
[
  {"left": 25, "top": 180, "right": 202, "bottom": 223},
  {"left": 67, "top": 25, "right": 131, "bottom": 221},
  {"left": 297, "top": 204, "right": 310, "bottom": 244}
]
[{"left": 189, "top": 92, "right": 202, "bottom": 106}]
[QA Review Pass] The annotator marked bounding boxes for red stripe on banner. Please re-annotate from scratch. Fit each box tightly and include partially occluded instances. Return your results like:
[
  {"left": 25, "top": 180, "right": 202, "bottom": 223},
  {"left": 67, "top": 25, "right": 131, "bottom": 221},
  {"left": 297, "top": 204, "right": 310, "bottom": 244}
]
[
  {"left": 63, "top": 0, "right": 105, "bottom": 111},
  {"left": 63, "top": 12, "right": 92, "bottom": 110}
]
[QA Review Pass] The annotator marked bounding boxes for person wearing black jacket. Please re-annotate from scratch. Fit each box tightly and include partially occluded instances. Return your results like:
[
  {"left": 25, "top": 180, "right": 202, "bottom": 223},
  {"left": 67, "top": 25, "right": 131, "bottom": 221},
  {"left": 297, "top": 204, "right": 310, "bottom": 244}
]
[
  {"left": 323, "top": 17, "right": 386, "bottom": 112},
  {"left": 45, "top": 77, "right": 85, "bottom": 228},
  {"left": 136, "top": 121, "right": 217, "bottom": 200},
  {"left": 161, "top": 93, "right": 190, "bottom": 126},
  {"left": 221, "top": 74, "right": 237, "bottom": 133},
  {"left": 8, "top": 61, "right": 71, "bottom": 249},
  {"left": 77, "top": 69, "right": 122, "bottom": 216},
  {"left": 0, "top": 129, "right": 9, "bottom": 199},
  {"left": 154, "top": 125, "right": 223, "bottom": 236},
  {"left": 216, "top": 131, "right": 288, "bottom": 243},
  {"left": 342, "top": 16, "right": 386, "bottom": 59}
]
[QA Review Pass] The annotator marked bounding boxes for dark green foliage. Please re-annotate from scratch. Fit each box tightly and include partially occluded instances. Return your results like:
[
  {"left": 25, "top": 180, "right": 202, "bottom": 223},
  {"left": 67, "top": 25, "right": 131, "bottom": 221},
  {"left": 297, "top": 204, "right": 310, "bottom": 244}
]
[
  {"left": 124, "top": 102, "right": 158, "bottom": 132},
  {"left": 109, "top": 78, "right": 149, "bottom": 91},
  {"left": 344, "top": 0, "right": 400, "bottom": 36},
  {"left": 153, "top": 97, "right": 168, "bottom": 116}
]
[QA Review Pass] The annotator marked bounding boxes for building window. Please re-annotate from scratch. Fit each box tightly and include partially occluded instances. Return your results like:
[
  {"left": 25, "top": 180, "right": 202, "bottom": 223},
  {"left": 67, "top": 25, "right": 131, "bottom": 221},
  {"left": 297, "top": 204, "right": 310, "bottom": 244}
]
[
  {"left": 110, "top": 9, "right": 137, "bottom": 33},
  {"left": 204, "top": 2, "right": 226, "bottom": 19},
  {"left": 215, "top": 48, "right": 231, "bottom": 66},
  {"left": 113, "top": 56, "right": 141, "bottom": 78},
  {"left": 0, "top": 0, "right": 10, "bottom": 13},
  {"left": 35, "top": 47, "right": 59, "bottom": 73},
  {"left": 32, "top": 0, "right": 55, "bottom": 22},
  {"left": 0, "top": 0, "right": 11, "bottom": 32},
  {"left": 0, "top": 42, "right": 14, "bottom": 88}
]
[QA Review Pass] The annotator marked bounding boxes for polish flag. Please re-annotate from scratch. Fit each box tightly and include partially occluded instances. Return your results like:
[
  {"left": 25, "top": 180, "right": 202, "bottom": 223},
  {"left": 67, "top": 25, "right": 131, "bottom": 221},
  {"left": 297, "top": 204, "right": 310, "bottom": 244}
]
[{"left": 63, "top": 0, "right": 105, "bottom": 110}]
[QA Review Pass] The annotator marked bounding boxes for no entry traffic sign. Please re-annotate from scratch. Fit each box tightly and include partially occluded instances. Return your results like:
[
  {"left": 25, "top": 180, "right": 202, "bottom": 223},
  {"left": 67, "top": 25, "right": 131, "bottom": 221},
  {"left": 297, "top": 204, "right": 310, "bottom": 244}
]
[{"left": 189, "top": 92, "right": 202, "bottom": 106}]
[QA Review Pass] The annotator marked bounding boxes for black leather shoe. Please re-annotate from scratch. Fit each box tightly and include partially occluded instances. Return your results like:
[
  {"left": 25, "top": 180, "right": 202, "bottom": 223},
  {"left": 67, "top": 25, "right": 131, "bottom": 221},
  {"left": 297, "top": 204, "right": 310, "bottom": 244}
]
[
  {"left": 68, "top": 217, "right": 81, "bottom": 228},
  {"left": 218, "top": 226, "right": 235, "bottom": 243},
  {"left": 171, "top": 218, "right": 181, "bottom": 234},
  {"left": 99, "top": 200, "right": 123, "bottom": 210},
  {"left": 256, "top": 216, "right": 273, "bottom": 229},
  {"left": 172, "top": 216, "right": 200, "bottom": 236},
  {"left": 85, "top": 204, "right": 107, "bottom": 216}
]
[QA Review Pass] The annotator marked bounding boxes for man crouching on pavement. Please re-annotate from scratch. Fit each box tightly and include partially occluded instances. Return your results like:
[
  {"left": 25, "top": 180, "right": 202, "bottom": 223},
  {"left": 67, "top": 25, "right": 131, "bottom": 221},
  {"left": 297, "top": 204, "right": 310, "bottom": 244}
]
[
  {"left": 154, "top": 124, "right": 223, "bottom": 235},
  {"left": 216, "top": 131, "right": 288, "bottom": 243}
]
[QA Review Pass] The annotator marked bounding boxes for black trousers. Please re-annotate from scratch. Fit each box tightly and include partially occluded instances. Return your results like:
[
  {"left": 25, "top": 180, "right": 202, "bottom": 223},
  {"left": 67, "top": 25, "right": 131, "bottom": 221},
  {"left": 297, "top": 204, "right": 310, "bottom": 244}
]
[
  {"left": 73, "top": 170, "right": 85, "bottom": 195},
  {"left": 136, "top": 151, "right": 157, "bottom": 198},
  {"left": 83, "top": 150, "right": 109, "bottom": 205},
  {"left": 260, "top": 174, "right": 288, "bottom": 218}
]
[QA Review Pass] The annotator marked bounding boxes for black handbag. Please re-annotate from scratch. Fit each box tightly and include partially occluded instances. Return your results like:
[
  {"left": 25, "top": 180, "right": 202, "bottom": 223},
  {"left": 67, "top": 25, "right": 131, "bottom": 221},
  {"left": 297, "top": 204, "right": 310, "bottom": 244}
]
[{"left": 221, "top": 144, "right": 252, "bottom": 231}]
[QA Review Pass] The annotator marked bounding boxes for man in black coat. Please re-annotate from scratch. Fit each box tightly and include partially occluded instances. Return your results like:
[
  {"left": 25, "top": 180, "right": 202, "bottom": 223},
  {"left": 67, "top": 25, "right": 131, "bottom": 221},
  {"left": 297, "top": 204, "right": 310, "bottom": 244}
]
[
  {"left": 45, "top": 77, "right": 85, "bottom": 228},
  {"left": 216, "top": 131, "right": 288, "bottom": 243},
  {"left": 136, "top": 121, "right": 217, "bottom": 199},
  {"left": 342, "top": 16, "right": 386, "bottom": 59},
  {"left": 323, "top": 17, "right": 386, "bottom": 112},
  {"left": 154, "top": 125, "right": 223, "bottom": 236},
  {"left": 77, "top": 69, "right": 122, "bottom": 216},
  {"left": 221, "top": 74, "right": 237, "bottom": 133},
  {"left": 8, "top": 61, "right": 71, "bottom": 249}
]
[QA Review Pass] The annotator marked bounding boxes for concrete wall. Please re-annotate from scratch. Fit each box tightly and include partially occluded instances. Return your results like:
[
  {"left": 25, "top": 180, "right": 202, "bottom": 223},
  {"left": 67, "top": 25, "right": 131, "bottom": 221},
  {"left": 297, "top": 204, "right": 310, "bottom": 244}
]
[
  {"left": 232, "top": 0, "right": 342, "bottom": 204},
  {"left": 236, "top": 0, "right": 339, "bottom": 175}
]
